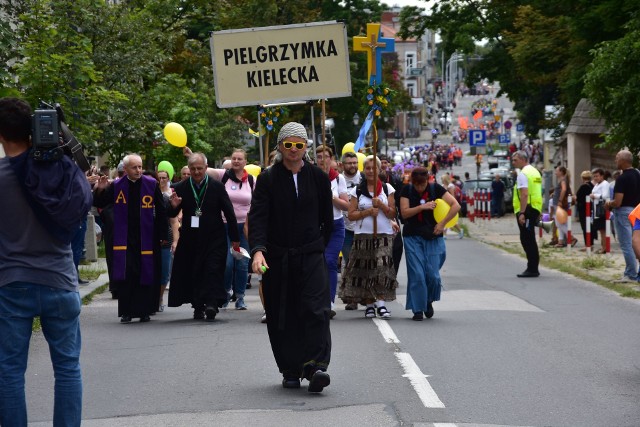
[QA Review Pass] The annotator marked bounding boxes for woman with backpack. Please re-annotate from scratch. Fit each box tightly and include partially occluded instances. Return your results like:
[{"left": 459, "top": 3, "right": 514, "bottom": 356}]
[{"left": 400, "top": 167, "right": 460, "bottom": 321}]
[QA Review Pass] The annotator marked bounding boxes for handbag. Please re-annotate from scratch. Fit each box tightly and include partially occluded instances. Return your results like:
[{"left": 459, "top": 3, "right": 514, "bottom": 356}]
[{"left": 594, "top": 201, "right": 605, "bottom": 219}]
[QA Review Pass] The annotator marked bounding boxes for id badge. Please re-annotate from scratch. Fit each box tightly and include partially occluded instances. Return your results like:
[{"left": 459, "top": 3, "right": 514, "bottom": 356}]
[{"left": 191, "top": 216, "right": 200, "bottom": 228}]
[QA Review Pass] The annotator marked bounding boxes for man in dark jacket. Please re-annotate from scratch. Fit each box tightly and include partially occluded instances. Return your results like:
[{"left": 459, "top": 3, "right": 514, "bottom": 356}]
[{"left": 249, "top": 122, "right": 334, "bottom": 393}]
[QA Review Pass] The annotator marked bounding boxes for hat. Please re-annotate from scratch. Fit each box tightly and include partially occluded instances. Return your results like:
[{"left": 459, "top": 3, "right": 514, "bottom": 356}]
[
  {"left": 117, "top": 161, "right": 124, "bottom": 172},
  {"left": 277, "top": 122, "right": 308, "bottom": 145}
]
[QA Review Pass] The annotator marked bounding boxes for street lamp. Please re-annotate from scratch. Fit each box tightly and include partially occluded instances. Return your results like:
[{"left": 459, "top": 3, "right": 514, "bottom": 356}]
[{"left": 353, "top": 113, "right": 360, "bottom": 141}]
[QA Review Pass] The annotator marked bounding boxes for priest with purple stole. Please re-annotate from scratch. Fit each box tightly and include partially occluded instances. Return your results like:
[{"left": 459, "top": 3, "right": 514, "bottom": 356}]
[{"left": 94, "top": 154, "right": 168, "bottom": 323}]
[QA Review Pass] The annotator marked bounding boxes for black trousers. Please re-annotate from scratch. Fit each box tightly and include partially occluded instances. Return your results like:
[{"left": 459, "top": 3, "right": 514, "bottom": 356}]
[{"left": 517, "top": 206, "right": 540, "bottom": 274}]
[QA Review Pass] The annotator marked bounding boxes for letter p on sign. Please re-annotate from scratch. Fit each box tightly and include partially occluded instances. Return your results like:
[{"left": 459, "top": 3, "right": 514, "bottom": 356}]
[{"left": 469, "top": 130, "right": 486, "bottom": 147}]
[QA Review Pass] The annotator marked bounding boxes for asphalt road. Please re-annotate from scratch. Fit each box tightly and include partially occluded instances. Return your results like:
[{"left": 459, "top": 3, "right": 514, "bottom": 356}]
[{"left": 26, "top": 233, "right": 640, "bottom": 427}]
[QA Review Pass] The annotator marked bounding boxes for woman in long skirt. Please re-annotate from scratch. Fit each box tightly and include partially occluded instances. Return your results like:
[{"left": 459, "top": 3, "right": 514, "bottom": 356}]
[{"left": 340, "top": 156, "right": 398, "bottom": 319}]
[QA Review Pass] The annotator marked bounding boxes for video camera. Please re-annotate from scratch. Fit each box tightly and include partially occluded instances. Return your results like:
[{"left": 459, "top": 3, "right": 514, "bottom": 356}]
[{"left": 31, "top": 102, "right": 90, "bottom": 172}]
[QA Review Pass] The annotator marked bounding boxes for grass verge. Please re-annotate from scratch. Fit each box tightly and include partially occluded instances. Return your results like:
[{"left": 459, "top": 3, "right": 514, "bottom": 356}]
[{"left": 480, "top": 239, "right": 640, "bottom": 299}]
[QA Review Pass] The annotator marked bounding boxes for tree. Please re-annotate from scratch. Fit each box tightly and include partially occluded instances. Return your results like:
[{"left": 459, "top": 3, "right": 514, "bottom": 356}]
[
  {"left": 398, "top": 0, "right": 637, "bottom": 141},
  {"left": 583, "top": 14, "right": 640, "bottom": 153}
]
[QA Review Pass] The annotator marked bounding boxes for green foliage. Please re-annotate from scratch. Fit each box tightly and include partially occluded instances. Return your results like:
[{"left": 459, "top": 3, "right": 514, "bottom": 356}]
[
  {"left": 4, "top": 0, "right": 408, "bottom": 166},
  {"left": 583, "top": 14, "right": 640, "bottom": 153},
  {"left": 398, "top": 0, "right": 638, "bottom": 144}
]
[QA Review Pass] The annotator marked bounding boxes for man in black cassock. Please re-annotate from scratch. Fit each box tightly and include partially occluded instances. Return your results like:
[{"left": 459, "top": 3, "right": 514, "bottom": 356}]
[
  {"left": 94, "top": 154, "right": 168, "bottom": 323},
  {"left": 249, "top": 122, "right": 334, "bottom": 393},
  {"left": 168, "top": 152, "right": 240, "bottom": 321}
]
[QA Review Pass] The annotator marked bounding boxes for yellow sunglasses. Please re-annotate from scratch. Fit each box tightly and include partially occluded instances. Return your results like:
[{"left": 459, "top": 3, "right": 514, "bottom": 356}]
[{"left": 282, "top": 141, "right": 306, "bottom": 150}]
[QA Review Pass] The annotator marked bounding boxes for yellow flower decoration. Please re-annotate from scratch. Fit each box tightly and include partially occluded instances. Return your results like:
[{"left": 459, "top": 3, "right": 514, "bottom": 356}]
[{"left": 375, "top": 110, "right": 381, "bottom": 116}]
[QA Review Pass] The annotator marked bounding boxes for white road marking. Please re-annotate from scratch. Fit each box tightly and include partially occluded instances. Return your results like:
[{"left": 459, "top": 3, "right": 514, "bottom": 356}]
[
  {"left": 395, "top": 352, "right": 446, "bottom": 408},
  {"left": 372, "top": 318, "right": 400, "bottom": 343},
  {"left": 395, "top": 290, "right": 543, "bottom": 312},
  {"left": 433, "top": 424, "right": 457, "bottom": 427}
]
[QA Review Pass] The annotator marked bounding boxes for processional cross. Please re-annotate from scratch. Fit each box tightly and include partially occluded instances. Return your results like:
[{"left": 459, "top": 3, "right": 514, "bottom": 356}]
[{"left": 353, "top": 23, "right": 395, "bottom": 84}]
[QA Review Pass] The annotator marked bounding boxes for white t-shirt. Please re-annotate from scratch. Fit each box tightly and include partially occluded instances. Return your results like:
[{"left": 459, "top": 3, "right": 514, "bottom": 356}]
[
  {"left": 331, "top": 175, "right": 348, "bottom": 220},
  {"left": 342, "top": 172, "right": 363, "bottom": 231},
  {"left": 348, "top": 183, "right": 395, "bottom": 235}
]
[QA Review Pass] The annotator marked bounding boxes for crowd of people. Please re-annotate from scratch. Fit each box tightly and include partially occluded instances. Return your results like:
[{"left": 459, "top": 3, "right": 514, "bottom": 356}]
[{"left": 3, "top": 90, "right": 638, "bottom": 424}]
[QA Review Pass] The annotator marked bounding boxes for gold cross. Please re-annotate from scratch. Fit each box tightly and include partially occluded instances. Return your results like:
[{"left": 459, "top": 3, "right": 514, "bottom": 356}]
[{"left": 353, "top": 23, "right": 384, "bottom": 79}]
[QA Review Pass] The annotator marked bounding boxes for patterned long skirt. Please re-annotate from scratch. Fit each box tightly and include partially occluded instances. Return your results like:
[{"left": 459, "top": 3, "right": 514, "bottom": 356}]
[{"left": 339, "top": 233, "right": 398, "bottom": 305}]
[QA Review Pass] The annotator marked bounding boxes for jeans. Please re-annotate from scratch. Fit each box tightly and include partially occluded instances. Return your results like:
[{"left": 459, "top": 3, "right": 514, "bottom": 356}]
[
  {"left": 71, "top": 216, "right": 88, "bottom": 269},
  {"left": 160, "top": 246, "right": 172, "bottom": 286},
  {"left": 404, "top": 236, "right": 446, "bottom": 313},
  {"left": 341, "top": 229, "right": 354, "bottom": 268},
  {"left": 613, "top": 206, "right": 638, "bottom": 279},
  {"left": 0, "top": 282, "right": 82, "bottom": 427},
  {"left": 224, "top": 223, "right": 250, "bottom": 298},
  {"left": 325, "top": 218, "right": 345, "bottom": 303}
]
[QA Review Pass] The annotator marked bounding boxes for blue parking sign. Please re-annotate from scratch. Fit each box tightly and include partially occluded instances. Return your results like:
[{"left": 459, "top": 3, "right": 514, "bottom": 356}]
[
  {"left": 469, "top": 129, "right": 486, "bottom": 146},
  {"left": 516, "top": 123, "right": 524, "bottom": 132},
  {"left": 498, "top": 134, "right": 511, "bottom": 144}
]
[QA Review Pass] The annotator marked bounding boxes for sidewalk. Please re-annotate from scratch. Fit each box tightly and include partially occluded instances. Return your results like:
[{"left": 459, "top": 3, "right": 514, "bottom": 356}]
[
  {"left": 462, "top": 213, "right": 640, "bottom": 294},
  {"left": 78, "top": 257, "right": 110, "bottom": 300}
]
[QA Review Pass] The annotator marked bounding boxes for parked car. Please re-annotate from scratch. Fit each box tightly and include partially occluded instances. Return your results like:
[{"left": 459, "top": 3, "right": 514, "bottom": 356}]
[
  {"left": 464, "top": 178, "right": 514, "bottom": 214},
  {"left": 487, "top": 149, "right": 510, "bottom": 169}
]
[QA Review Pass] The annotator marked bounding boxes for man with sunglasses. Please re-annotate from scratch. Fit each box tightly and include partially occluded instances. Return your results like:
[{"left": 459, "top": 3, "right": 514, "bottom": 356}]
[{"left": 249, "top": 121, "right": 334, "bottom": 393}]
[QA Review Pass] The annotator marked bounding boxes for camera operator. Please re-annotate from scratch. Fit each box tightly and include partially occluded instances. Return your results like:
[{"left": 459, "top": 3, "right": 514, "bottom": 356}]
[{"left": 0, "top": 97, "right": 92, "bottom": 426}]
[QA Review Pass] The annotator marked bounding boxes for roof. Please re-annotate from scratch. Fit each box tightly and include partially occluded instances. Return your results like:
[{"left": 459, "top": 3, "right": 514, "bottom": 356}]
[{"left": 565, "top": 98, "right": 607, "bottom": 135}]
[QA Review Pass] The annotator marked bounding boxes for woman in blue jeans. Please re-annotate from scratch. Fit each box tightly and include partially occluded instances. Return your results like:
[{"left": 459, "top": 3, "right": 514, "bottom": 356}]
[
  {"left": 316, "top": 146, "right": 349, "bottom": 317},
  {"left": 400, "top": 167, "right": 460, "bottom": 321}
]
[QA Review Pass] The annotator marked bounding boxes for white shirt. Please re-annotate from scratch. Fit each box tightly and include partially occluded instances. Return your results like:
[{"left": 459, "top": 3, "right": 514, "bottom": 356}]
[
  {"left": 342, "top": 172, "right": 363, "bottom": 231},
  {"left": 591, "top": 180, "right": 610, "bottom": 201},
  {"left": 331, "top": 175, "right": 348, "bottom": 220},
  {"left": 348, "top": 183, "right": 395, "bottom": 235}
]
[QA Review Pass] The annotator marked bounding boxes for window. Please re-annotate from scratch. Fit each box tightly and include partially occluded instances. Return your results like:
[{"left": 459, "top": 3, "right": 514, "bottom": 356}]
[
  {"left": 405, "top": 52, "right": 416, "bottom": 74},
  {"left": 406, "top": 82, "right": 416, "bottom": 97}
]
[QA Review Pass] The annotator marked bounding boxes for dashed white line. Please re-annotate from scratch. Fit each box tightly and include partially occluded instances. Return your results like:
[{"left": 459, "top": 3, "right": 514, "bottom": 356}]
[
  {"left": 395, "top": 352, "right": 446, "bottom": 408},
  {"left": 372, "top": 318, "right": 400, "bottom": 343}
]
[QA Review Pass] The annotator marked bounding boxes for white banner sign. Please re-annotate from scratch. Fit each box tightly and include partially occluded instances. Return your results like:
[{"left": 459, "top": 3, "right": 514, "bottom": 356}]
[{"left": 210, "top": 21, "right": 352, "bottom": 108}]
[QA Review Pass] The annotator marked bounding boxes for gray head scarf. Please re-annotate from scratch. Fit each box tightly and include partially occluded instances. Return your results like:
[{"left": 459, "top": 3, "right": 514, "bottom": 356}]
[{"left": 277, "top": 122, "right": 308, "bottom": 145}]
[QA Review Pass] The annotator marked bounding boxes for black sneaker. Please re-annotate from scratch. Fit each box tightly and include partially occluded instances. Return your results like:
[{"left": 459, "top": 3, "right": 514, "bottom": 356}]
[
  {"left": 425, "top": 302, "right": 434, "bottom": 319},
  {"left": 307, "top": 370, "right": 330, "bottom": 393},
  {"left": 412, "top": 312, "right": 424, "bottom": 321},
  {"left": 193, "top": 308, "right": 205, "bottom": 320},
  {"left": 140, "top": 315, "right": 151, "bottom": 323},
  {"left": 205, "top": 305, "right": 218, "bottom": 321},
  {"left": 120, "top": 315, "right": 132, "bottom": 323},
  {"left": 282, "top": 377, "right": 301, "bottom": 389}
]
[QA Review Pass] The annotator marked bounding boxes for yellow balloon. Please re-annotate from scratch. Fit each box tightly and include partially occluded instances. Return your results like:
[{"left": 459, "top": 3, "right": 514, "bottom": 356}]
[
  {"left": 356, "top": 152, "right": 366, "bottom": 172},
  {"left": 342, "top": 142, "right": 355, "bottom": 156},
  {"left": 555, "top": 206, "right": 568, "bottom": 224},
  {"left": 163, "top": 122, "right": 187, "bottom": 147},
  {"left": 433, "top": 198, "right": 459, "bottom": 228},
  {"left": 244, "top": 164, "right": 261, "bottom": 178}
]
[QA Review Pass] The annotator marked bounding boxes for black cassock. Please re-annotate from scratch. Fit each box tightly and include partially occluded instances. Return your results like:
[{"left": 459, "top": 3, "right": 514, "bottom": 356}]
[
  {"left": 168, "top": 178, "right": 239, "bottom": 310},
  {"left": 248, "top": 161, "right": 333, "bottom": 379},
  {"left": 94, "top": 179, "right": 167, "bottom": 318}
]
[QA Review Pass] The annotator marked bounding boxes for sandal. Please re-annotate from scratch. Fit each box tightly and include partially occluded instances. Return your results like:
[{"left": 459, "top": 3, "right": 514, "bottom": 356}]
[
  {"left": 571, "top": 238, "right": 578, "bottom": 247},
  {"left": 364, "top": 306, "right": 376, "bottom": 318},
  {"left": 376, "top": 306, "right": 391, "bottom": 319},
  {"left": 595, "top": 248, "right": 606, "bottom": 254},
  {"left": 553, "top": 242, "right": 566, "bottom": 248}
]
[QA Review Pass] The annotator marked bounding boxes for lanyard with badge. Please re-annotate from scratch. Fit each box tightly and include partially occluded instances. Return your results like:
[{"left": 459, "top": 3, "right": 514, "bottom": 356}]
[{"left": 189, "top": 174, "right": 208, "bottom": 228}]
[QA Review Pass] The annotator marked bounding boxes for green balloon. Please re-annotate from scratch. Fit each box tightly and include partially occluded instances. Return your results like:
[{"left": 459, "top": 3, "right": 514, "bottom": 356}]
[{"left": 157, "top": 160, "right": 175, "bottom": 180}]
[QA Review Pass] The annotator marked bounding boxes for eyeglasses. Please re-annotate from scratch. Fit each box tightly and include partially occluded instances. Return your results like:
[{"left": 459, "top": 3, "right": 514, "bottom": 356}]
[
  {"left": 158, "top": 176, "right": 169, "bottom": 180},
  {"left": 282, "top": 141, "right": 306, "bottom": 150}
]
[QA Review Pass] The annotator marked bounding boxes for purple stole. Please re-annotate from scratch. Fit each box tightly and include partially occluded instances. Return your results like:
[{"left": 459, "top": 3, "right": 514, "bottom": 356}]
[{"left": 112, "top": 175, "right": 156, "bottom": 285}]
